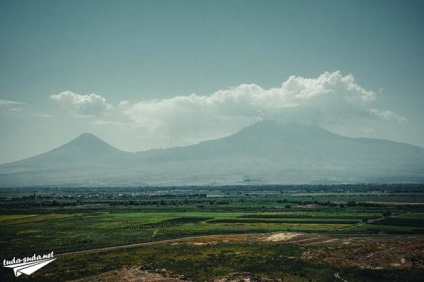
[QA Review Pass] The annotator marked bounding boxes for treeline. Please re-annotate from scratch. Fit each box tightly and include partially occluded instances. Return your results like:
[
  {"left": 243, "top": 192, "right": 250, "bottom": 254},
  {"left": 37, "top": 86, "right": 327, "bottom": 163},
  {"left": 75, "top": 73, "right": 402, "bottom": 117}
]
[{"left": 372, "top": 217, "right": 424, "bottom": 227}]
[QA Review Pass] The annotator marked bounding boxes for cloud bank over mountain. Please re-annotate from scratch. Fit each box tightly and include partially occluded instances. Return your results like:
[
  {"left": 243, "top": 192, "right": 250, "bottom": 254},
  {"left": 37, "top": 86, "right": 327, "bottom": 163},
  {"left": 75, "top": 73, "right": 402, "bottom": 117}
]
[
  {"left": 20, "top": 71, "right": 410, "bottom": 158},
  {"left": 116, "top": 71, "right": 405, "bottom": 141}
]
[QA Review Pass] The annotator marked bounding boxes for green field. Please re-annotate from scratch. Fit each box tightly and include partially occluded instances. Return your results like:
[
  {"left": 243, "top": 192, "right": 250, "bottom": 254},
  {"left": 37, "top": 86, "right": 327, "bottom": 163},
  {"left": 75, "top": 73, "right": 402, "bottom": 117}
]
[{"left": 0, "top": 184, "right": 423, "bottom": 281}]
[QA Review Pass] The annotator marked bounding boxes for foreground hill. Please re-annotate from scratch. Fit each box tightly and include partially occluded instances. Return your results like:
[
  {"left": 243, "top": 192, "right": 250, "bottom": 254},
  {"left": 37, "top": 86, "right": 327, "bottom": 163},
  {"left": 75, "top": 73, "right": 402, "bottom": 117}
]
[{"left": 0, "top": 121, "right": 423, "bottom": 186}]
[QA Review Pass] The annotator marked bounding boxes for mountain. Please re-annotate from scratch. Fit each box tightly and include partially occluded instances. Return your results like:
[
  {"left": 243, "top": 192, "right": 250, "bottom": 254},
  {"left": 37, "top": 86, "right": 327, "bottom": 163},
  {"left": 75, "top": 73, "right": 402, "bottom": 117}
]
[
  {"left": 0, "top": 133, "right": 133, "bottom": 187},
  {"left": 2, "top": 133, "right": 131, "bottom": 169},
  {"left": 0, "top": 121, "right": 423, "bottom": 187}
]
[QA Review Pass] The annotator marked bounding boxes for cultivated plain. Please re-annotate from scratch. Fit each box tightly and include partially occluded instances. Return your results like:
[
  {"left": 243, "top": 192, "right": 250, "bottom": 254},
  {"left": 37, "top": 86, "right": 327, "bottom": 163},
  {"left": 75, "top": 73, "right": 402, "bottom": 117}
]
[{"left": 0, "top": 184, "right": 423, "bottom": 281}]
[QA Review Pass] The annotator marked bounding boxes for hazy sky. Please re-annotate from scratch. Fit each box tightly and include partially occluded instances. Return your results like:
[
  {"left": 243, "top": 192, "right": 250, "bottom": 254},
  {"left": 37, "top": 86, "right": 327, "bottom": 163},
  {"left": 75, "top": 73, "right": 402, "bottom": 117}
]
[{"left": 0, "top": 0, "right": 423, "bottom": 164}]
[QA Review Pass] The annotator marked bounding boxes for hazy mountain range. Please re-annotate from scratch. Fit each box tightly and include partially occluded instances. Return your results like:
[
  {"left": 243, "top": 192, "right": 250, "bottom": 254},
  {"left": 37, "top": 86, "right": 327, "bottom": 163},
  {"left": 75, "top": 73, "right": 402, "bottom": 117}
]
[{"left": 0, "top": 121, "right": 423, "bottom": 187}]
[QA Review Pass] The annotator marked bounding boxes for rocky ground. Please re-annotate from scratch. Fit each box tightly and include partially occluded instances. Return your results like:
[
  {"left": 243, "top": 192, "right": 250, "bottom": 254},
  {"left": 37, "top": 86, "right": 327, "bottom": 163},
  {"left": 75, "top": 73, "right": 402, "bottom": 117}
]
[
  {"left": 71, "top": 266, "right": 280, "bottom": 282},
  {"left": 71, "top": 233, "right": 424, "bottom": 282},
  {"left": 71, "top": 266, "right": 189, "bottom": 282}
]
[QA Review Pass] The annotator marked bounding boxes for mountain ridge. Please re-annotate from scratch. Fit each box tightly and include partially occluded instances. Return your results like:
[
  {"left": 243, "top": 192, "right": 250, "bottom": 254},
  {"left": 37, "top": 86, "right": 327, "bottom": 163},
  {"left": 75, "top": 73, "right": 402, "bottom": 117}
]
[{"left": 0, "top": 121, "right": 423, "bottom": 187}]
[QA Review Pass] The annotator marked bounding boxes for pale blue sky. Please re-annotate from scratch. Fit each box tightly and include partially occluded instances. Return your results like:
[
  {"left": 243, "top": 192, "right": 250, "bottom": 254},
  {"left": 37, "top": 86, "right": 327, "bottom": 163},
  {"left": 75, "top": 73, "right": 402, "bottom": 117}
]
[{"left": 0, "top": 0, "right": 423, "bottom": 163}]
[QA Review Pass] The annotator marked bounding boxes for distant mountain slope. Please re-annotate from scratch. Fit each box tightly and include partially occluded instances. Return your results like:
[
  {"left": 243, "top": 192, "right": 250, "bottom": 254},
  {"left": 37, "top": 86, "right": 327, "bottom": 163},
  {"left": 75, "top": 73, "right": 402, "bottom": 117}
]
[
  {"left": 136, "top": 121, "right": 424, "bottom": 184},
  {"left": 2, "top": 133, "right": 130, "bottom": 168},
  {"left": 0, "top": 121, "right": 423, "bottom": 187},
  {"left": 0, "top": 133, "right": 133, "bottom": 186}
]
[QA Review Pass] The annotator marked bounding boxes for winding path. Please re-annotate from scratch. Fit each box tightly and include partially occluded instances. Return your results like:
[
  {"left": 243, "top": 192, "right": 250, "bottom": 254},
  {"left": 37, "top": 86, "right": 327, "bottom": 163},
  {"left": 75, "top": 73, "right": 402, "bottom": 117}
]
[
  {"left": 55, "top": 233, "right": 266, "bottom": 257},
  {"left": 334, "top": 272, "right": 348, "bottom": 282}
]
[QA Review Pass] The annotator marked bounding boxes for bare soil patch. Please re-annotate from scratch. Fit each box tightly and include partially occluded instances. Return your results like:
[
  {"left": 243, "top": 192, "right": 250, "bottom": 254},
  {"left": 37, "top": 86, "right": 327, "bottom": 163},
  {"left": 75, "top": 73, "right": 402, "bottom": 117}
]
[{"left": 260, "top": 232, "right": 303, "bottom": 242}]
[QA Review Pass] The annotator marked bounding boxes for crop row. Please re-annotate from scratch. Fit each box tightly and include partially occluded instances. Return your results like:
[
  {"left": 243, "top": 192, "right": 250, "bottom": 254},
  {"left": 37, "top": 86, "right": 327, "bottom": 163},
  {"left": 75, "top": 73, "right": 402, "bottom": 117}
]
[
  {"left": 115, "top": 217, "right": 212, "bottom": 230},
  {"left": 207, "top": 218, "right": 359, "bottom": 224},
  {"left": 238, "top": 214, "right": 380, "bottom": 220}
]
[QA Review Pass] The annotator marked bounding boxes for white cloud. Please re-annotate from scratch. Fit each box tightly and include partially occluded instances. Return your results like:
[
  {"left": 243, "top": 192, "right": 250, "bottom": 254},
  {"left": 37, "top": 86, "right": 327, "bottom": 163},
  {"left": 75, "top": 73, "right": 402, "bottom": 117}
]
[
  {"left": 32, "top": 113, "right": 54, "bottom": 118},
  {"left": 92, "top": 119, "right": 125, "bottom": 126},
  {"left": 50, "top": 91, "right": 111, "bottom": 117},
  {"left": 0, "top": 100, "right": 24, "bottom": 106},
  {"left": 370, "top": 108, "right": 408, "bottom": 123},
  {"left": 0, "top": 100, "right": 24, "bottom": 113},
  {"left": 120, "top": 71, "right": 402, "bottom": 143},
  {"left": 7, "top": 108, "right": 22, "bottom": 112},
  {"left": 118, "top": 100, "right": 130, "bottom": 109}
]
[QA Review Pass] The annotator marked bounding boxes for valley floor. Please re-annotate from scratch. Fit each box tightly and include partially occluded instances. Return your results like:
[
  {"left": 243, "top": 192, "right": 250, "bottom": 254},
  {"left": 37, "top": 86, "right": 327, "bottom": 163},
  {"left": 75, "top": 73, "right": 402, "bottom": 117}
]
[{"left": 0, "top": 184, "right": 423, "bottom": 281}]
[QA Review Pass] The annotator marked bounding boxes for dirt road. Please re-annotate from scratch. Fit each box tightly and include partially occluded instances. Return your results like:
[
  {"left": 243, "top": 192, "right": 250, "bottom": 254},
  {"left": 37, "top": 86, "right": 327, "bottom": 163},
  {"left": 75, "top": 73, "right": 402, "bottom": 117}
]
[{"left": 56, "top": 233, "right": 266, "bottom": 257}]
